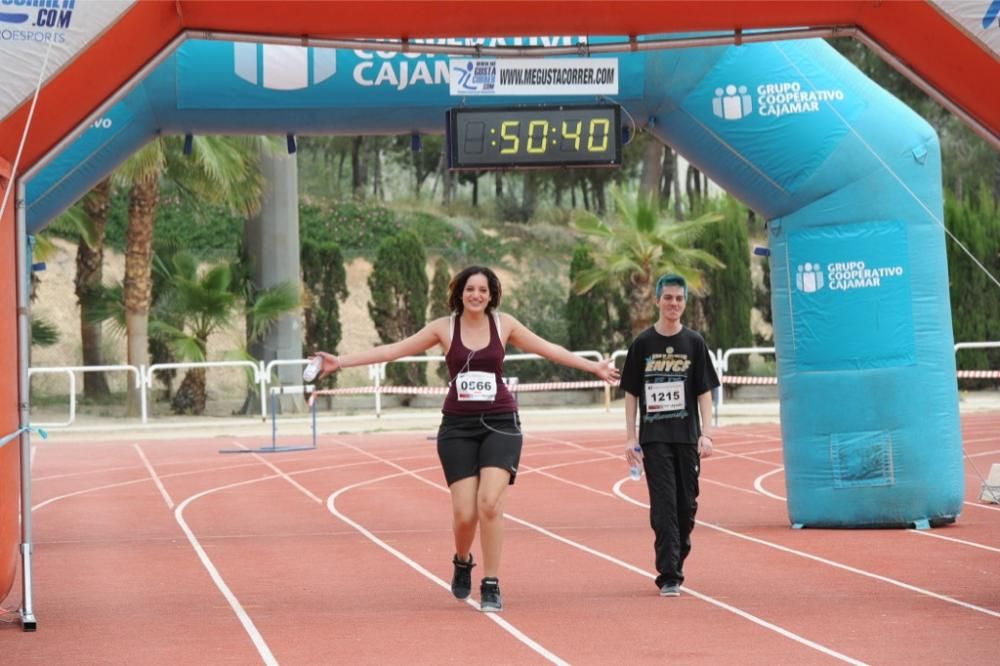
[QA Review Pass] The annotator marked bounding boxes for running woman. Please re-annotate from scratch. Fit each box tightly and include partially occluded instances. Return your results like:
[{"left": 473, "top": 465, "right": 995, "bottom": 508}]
[{"left": 311, "top": 265, "right": 620, "bottom": 611}]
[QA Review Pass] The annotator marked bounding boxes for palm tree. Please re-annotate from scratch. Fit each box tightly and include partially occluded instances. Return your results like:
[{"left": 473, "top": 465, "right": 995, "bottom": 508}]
[
  {"left": 572, "top": 187, "right": 724, "bottom": 336},
  {"left": 153, "top": 251, "right": 299, "bottom": 415},
  {"left": 29, "top": 233, "right": 60, "bottom": 349},
  {"left": 58, "top": 178, "right": 114, "bottom": 399},
  {"left": 114, "top": 135, "right": 273, "bottom": 416}
]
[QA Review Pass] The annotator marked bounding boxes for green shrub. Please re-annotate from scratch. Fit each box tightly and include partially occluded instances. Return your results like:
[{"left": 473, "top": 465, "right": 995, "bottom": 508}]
[
  {"left": 301, "top": 201, "right": 403, "bottom": 256},
  {"left": 506, "top": 277, "right": 574, "bottom": 382},
  {"left": 566, "top": 244, "right": 630, "bottom": 354}
]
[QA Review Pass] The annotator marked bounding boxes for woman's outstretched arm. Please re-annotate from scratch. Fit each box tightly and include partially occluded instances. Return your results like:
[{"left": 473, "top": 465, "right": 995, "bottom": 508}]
[
  {"left": 313, "top": 318, "right": 447, "bottom": 378},
  {"left": 503, "top": 313, "right": 620, "bottom": 383}
]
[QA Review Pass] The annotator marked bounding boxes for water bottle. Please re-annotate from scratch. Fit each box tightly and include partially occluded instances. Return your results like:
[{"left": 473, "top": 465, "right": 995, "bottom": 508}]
[
  {"left": 629, "top": 445, "right": 643, "bottom": 480},
  {"left": 302, "top": 356, "right": 323, "bottom": 382}
]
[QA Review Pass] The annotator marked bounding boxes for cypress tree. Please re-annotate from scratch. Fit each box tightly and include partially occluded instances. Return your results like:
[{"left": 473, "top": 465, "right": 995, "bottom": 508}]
[
  {"left": 429, "top": 257, "right": 452, "bottom": 383},
  {"left": 368, "top": 230, "right": 429, "bottom": 387},
  {"left": 692, "top": 196, "right": 753, "bottom": 374},
  {"left": 301, "top": 240, "right": 347, "bottom": 387},
  {"left": 947, "top": 188, "right": 1000, "bottom": 388}
]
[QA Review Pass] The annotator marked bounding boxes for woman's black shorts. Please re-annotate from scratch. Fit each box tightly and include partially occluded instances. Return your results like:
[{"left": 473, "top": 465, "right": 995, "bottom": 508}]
[{"left": 436, "top": 412, "right": 523, "bottom": 486}]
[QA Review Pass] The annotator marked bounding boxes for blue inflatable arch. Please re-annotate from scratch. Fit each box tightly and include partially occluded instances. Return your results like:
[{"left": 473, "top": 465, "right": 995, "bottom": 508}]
[{"left": 26, "top": 37, "right": 963, "bottom": 529}]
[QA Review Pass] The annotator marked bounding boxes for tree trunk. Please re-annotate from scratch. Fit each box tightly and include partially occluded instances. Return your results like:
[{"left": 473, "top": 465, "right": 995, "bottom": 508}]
[
  {"left": 591, "top": 175, "right": 607, "bottom": 215},
  {"left": 412, "top": 150, "right": 423, "bottom": 198},
  {"left": 124, "top": 175, "right": 158, "bottom": 417},
  {"left": 76, "top": 178, "right": 111, "bottom": 399},
  {"left": 687, "top": 293, "right": 708, "bottom": 335},
  {"left": 639, "top": 138, "right": 664, "bottom": 201},
  {"left": 686, "top": 164, "right": 703, "bottom": 212},
  {"left": 351, "top": 136, "right": 366, "bottom": 197},
  {"left": 171, "top": 367, "right": 207, "bottom": 415},
  {"left": 372, "top": 141, "right": 383, "bottom": 200},
  {"left": 661, "top": 145, "right": 675, "bottom": 210},
  {"left": 628, "top": 271, "right": 656, "bottom": 336},
  {"left": 671, "top": 150, "right": 683, "bottom": 220},
  {"left": 337, "top": 151, "right": 347, "bottom": 194},
  {"left": 494, "top": 172, "right": 503, "bottom": 197},
  {"left": 441, "top": 154, "right": 453, "bottom": 205},
  {"left": 521, "top": 172, "right": 538, "bottom": 221}
]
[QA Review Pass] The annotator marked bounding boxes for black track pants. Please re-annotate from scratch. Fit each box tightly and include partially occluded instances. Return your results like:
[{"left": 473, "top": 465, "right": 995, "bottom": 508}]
[{"left": 642, "top": 442, "right": 700, "bottom": 589}]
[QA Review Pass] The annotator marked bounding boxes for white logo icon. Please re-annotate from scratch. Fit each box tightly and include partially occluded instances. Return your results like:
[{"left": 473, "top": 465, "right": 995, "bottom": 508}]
[
  {"left": 712, "top": 84, "right": 753, "bottom": 120},
  {"left": 796, "top": 263, "right": 825, "bottom": 293},
  {"left": 234, "top": 44, "right": 337, "bottom": 90}
]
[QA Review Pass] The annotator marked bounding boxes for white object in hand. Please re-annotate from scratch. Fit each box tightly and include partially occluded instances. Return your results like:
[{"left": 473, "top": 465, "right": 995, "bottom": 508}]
[
  {"left": 629, "top": 445, "right": 643, "bottom": 480},
  {"left": 302, "top": 357, "right": 323, "bottom": 382}
]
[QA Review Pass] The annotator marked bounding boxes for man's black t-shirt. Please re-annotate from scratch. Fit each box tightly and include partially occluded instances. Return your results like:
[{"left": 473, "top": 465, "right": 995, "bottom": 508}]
[{"left": 620, "top": 325, "right": 720, "bottom": 445}]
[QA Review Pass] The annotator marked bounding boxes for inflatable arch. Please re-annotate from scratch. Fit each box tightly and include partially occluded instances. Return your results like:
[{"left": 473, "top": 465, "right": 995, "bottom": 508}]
[{"left": 3, "top": 1, "right": 999, "bottom": 621}]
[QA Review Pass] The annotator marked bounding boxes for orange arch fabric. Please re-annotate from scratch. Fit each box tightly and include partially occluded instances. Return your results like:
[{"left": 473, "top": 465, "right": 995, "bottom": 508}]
[
  {"left": 0, "top": 0, "right": 998, "bottom": 604},
  {"left": 0, "top": 160, "right": 20, "bottom": 601}
]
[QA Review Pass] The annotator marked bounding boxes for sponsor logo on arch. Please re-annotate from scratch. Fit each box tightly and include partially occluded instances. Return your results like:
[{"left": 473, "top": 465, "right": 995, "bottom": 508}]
[
  {"left": 712, "top": 80, "right": 846, "bottom": 121},
  {"left": 0, "top": 0, "right": 76, "bottom": 43},
  {"left": 795, "top": 259, "right": 905, "bottom": 293}
]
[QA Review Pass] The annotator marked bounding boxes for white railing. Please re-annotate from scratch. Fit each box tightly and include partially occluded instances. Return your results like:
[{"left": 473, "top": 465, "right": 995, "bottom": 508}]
[
  {"left": 26, "top": 368, "right": 75, "bottom": 427},
  {"left": 357, "top": 351, "right": 607, "bottom": 417},
  {"left": 28, "top": 364, "right": 144, "bottom": 427},
  {"left": 25, "top": 341, "right": 998, "bottom": 428}
]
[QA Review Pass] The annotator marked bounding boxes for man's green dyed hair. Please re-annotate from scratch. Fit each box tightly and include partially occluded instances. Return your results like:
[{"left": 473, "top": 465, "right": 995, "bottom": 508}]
[{"left": 655, "top": 273, "right": 687, "bottom": 299}]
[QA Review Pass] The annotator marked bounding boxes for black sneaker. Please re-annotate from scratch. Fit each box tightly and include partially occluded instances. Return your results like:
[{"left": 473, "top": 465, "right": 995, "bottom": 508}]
[
  {"left": 479, "top": 577, "right": 502, "bottom": 612},
  {"left": 451, "top": 554, "right": 475, "bottom": 600},
  {"left": 659, "top": 583, "right": 681, "bottom": 597}
]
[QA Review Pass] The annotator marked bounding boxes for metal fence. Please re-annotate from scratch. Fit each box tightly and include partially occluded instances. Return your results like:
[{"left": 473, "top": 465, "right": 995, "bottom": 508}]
[{"left": 26, "top": 341, "right": 998, "bottom": 428}]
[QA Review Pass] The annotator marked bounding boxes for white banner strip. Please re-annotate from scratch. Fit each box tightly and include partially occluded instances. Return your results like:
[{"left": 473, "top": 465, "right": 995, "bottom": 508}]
[{"left": 449, "top": 57, "right": 618, "bottom": 96}]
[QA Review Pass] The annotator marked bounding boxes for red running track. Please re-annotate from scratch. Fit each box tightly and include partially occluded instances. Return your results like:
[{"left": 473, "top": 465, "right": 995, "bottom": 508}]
[{"left": 1, "top": 413, "right": 998, "bottom": 664}]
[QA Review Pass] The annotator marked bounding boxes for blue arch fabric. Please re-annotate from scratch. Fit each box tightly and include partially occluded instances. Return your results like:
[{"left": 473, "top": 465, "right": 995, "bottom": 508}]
[{"left": 28, "top": 37, "right": 963, "bottom": 527}]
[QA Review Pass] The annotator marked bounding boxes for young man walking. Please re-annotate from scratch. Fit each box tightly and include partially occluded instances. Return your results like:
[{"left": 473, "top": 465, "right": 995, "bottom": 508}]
[{"left": 620, "top": 273, "right": 720, "bottom": 596}]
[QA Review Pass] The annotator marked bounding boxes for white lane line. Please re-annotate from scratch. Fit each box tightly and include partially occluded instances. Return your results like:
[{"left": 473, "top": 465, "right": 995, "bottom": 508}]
[
  {"left": 613, "top": 483, "right": 1000, "bottom": 620},
  {"left": 753, "top": 467, "right": 786, "bottom": 500},
  {"left": 133, "top": 444, "right": 174, "bottom": 509},
  {"left": 32, "top": 453, "right": 393, "bottom": 662},
  {"left": 536, "top": 432, "right": 1000, "bottom": 553},
  {"left": 904, "top": 528, "right": 1000, "bottom": 554},
  {"left": 963, "top": 501, "right": 1000, "bottom": 512},
  {"left": 237, "top": 441, "right": 571, "bottom": 666},
  {"left": 28, "top": 456, "right": 386, "bottom": 512},
  {"left": 752, "top": 471, "right": 1000, "bottom": 549},
  {"left": 529, "top": 432, "right": 769, "bottom": 497},
  {"left": 34, "top": 464, "right": 147, "bottom": 482},
  {"left": 32, "top": 477, "right": 151, "bottom": 511},
  {"left": 325, "top": 475, "right": 570, "bottom": 666},
  {"left": 520, "top": 456, "right": 619, "bottom": 498},
  {"left": 174, "top": 475, "right": 280, "bottom": 666},
  {"left": 327, "top": 436, "right": 865, "bottom": 666}
]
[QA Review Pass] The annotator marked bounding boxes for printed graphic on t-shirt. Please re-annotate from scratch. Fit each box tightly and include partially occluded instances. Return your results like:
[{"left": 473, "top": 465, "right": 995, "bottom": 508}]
[{"left": 643, "top": 348, "right": 690, "bottom": 421}]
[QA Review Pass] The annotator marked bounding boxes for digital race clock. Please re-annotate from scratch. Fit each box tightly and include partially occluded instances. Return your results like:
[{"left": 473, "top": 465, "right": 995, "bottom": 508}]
[{"left": 447, "top": 104, "right": 622, "bottom": 170}]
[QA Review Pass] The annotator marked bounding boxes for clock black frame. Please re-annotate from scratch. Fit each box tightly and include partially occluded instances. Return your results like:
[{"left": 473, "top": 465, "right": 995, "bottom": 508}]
[{"left": 446, "top": 103, "right": 622, "bottom": 170}]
